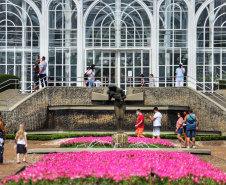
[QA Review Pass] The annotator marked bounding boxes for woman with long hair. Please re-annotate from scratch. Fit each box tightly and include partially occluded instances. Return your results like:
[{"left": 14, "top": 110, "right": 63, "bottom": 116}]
[
  {"left": 15, "top": 124, "right": 27, "bottom": 164},
  {"left": 175, "top": 112, "right": 185, "bottom": 148},
  {"left": 0, "top": 112, "right": 6, "bottom": 164}
]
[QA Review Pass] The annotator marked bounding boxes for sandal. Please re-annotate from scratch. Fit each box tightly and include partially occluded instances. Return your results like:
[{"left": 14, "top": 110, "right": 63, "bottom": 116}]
[
  {"left": 22, "top": 161, "right": 28, "bottom": 163},
  {"left": 17, "top": 162, "right": 21, "bottom": 164}
]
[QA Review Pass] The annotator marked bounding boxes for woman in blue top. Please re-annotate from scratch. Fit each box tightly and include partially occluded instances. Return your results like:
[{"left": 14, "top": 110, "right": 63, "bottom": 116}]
[
  {"left": 140, "top": 74, "right": 145, "bottom": 87},
  {"left": 183, "top": 109, "right": 199, "bottom": 149}
]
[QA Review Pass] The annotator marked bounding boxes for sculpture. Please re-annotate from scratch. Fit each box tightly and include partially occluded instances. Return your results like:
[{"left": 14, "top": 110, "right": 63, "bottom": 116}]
[{"left": 107, "top": 85, "right": 126, "bottom": 134}]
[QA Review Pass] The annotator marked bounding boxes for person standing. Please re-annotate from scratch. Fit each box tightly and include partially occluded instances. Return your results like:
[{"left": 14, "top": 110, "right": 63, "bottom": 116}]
[
  {"left": 183, "top": 111, "right": 193, "bottom": 148},
  {"left": 0, "top": 113, "right": 6, "bottom": 165},
  {"left": 149, "top": 74, "right": 155, "bottom": 87},
  {"left": 38, "top": 56, "right": 47, "bottom": 88},
  {"left": 87, "top": 66, "right": 95, "bottom": 87},
  {"left": 149, "top": 107, "right": 162, "bottom": 139},
  {"left": 175, "top": 112, "right": 185, "bottom": 148},
  {"left": 135, "top": 109, "right": 145, "bottom": 138},
  {"left": 15, "top": 124, "right": 28, "bottom": 164},
  {"left": 33, "top": 56, "right": 40, "bottom": 91},
  {"left": 140, "top": 74, "right": 145, "bottom": 87},
  {"left": 175, "top": 63, "right": 185, "bottom": 87},
  {"left": 94, "top": 78, "right": 101, "bottom": 87},
  {"left": 183, "top": 109, "right": 199, "bottom": 149}
]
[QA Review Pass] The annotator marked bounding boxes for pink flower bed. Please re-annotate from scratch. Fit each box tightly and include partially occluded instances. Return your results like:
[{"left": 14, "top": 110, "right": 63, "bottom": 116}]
[
  {"left": 3, "top": 151, "right": 226, "bottom": 184},
  {"left": 59, "top": 136, "right": 175, "bottom": 147}
]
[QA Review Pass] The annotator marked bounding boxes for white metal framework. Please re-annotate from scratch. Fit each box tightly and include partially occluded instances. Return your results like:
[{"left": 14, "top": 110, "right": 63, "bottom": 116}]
[{"left": 0, "top": 0, "right": 225, "bottom": 91}]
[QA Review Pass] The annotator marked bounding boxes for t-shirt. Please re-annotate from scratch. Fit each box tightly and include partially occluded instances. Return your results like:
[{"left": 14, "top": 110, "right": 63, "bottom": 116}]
[
  {"left": 136, "top": 114, "right": 144, "bottom": 128},
  {"left": 175, "top": 67, "right": 185, "bottom": 81},
  {"left": 95, "top": 80, "right": 101, "bottom": 87},
  {"left": 40, "top": 61, "right": 47, "bottom": 74},
  {"left": 176, "top": 117, "right": 184, "bottom": 129},
  {"left": 34, "top": 63, "right": 40, "bottom": 75},
  {"left": 17, "top": 132, "right": 27, "bottom": 145},
  {"left": 153, "top": 112, "right": 162, "bottom": 127},
  {"left": 87, "top": 69, "right": 94, "bottom": 80}
]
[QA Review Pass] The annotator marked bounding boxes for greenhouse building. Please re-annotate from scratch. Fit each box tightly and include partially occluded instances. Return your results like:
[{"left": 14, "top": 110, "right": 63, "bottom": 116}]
[{"left": 0, "top": 0, "right": 225, "bottom": 91}]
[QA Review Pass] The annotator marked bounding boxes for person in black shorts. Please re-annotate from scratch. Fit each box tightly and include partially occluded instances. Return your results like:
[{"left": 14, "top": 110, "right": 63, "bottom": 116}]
[{"left": 33, "top": 56, "right": 40, "bottom": 91}]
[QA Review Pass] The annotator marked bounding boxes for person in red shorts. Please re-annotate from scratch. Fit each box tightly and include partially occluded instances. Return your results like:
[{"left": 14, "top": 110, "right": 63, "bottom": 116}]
[{"left": 135, "top": 109, "right": 145, "bottom": 138}]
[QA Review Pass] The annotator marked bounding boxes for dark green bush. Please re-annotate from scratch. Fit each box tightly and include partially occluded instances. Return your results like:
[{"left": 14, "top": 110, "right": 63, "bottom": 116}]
[
  {"left": 0, "top": 74, "right": 20, "bottom": 93},
  {"left": 6, "top": 133, "right": 226, "bottom": 141},
  {"left": 219, "top": 80, "right": 226, "bottom": 89}
]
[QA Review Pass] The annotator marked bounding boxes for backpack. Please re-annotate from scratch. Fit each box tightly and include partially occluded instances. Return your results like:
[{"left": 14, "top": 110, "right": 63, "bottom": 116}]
[{"left": 84, "top": 70, "right": 89, "bottom": 80}]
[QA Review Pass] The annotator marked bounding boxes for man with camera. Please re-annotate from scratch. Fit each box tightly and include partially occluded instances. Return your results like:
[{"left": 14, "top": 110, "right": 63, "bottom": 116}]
[{"left": 175, "top": 63, "right": 185, "bottom": 87}]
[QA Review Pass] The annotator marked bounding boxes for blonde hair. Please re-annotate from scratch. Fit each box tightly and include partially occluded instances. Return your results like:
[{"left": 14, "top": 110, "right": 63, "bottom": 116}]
[
  {"left": 17, "top": 124, "right": 25, "bottom": 140},
  {"left": 0, "top": 119, "right": 4, "bottom": 132}
]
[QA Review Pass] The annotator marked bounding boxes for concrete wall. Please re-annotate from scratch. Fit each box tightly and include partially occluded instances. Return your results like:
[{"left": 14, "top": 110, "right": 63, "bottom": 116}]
[{"left": 2, "top": 87, "right": 226, "bottom": 135}]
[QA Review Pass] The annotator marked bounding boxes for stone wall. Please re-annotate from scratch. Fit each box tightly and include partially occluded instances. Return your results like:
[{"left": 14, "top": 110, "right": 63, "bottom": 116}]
[
  {"left": 2, "top": 87, "right": 107, "bottom": 134},
  {"left": 48, "top": 109, "right": 178, "bottom": 131},
  {"left": 2, "top": 86, "right": 226, "bottom": 135}
]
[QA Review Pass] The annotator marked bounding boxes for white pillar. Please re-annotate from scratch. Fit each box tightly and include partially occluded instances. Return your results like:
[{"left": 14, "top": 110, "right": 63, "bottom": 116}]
[
  {"left": 77, "top": 0, "right": 84, "bottom": 86},
  {"left": 152, "top": 0, "right": 158, "bottom": 86},
  {"left": 65, "top": 0, "right": 72, "bottom": 86},
  {"left": 115, "top": 0, "right": 121, "bottom": 87},
  {"left": 21, "top": 1, "right": 27, "bottom": 91},
  {"left": 187, "top": 0, "right": 196, "bottom": 89}
]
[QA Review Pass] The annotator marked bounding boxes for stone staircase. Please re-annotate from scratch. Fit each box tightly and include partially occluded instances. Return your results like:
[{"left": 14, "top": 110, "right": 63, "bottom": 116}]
[
  {"left": 203, "top": 92, "right": 226, "bottom": 109},
  {"left": 0, "top": 89, "right": 30, "bottom": 111}
]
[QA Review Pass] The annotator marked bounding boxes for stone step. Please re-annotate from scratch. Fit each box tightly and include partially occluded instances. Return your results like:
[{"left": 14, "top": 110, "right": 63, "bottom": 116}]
[
  {"left": 203, "top": 93, "right": 226, "bottom": 108},
  {"left": 27, "top": 148, "right": 211, "bottom": 155}
]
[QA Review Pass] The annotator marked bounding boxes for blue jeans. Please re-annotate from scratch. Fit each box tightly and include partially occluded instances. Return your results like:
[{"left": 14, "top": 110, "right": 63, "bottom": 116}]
[
  {"left": 186, "top": 130, "right": 196, "bottom": 138},
  {"left": 88, "top": 79, "right": 94, "bottom": 87},
  {"left": 177, "top": 128, "right": 183, "bottom": 135}
]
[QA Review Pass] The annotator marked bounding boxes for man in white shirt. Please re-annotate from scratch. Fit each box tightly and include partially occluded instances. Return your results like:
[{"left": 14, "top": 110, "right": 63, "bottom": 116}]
[
  {"left": 38, "top": 56, "right": 48, "bottom": 88},
  {"left": 175, "top": 63, "right": 185, "bottom": 87},
  {"left": 149, "top": 107, "right": 162, "bottom": 139}
]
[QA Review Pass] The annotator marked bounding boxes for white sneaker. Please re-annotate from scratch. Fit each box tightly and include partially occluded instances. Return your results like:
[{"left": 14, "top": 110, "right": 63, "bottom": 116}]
[
  {"left": 187, "top": 146, "right": 190, "bottom": 149},
  {"left": 193, "top": 146, "right": 196, "bottom": 149}
]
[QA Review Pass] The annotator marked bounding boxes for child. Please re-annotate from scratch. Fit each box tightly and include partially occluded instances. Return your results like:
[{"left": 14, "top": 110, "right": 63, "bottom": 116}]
[
  {"left": 149, "top": 74, "right": 155, "bottom": 87},
  {"left": 94, "top": 78, "right": 101, "bottom": 87},
  {"left": 140, "top": 74, "right": 145, "bottom": 87},
  {"left": 175, "top": 112, "right": 185, "bottom": 148},
  {"left": 15, "top": 124, "right": 27, "bottom": 164}
]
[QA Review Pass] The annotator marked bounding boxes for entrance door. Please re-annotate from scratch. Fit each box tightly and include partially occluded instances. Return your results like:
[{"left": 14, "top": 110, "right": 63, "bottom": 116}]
[{"left": 86, "top": 50, "right": 151, "bottom": 92}]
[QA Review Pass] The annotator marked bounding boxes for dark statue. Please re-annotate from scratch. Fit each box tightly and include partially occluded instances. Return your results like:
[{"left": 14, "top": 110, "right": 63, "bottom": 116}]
[{"left": 107, "top": 85, "right": 126, "bottom": 133}]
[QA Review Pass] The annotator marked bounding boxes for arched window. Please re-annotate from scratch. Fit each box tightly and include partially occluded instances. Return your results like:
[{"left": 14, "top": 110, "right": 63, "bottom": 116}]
[
  {"left": 159, "top": 0, "right": 188, "bottom": 86},
  {"left": 0, "top": 0, "right": 40, "bottom": 90},
  {"left": 196, "top": 1, "right": 226, "bottom": 89},
  {"left": 85, "top": 0, "right": 151, "bottom": 90},
  {"left": 48, "top": 0, "right": 77, "bottom": 86}
]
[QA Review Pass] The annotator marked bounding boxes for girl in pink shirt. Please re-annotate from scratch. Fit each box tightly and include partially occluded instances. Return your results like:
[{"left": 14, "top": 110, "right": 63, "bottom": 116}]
[{"left": 175, "top": 112, "right": 185, "bottom": 148}]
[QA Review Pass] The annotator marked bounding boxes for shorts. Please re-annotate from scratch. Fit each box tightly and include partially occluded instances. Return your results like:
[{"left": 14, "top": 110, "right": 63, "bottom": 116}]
[
  {"left": 177, "top": 128, "right": 183, "bottom": 135},
  {"left": 153, "top": 126, "right": 161, "bottom": 136},
  {"left": 186, "top": 130, "right": 196, "bottom": 138},
  {"left": 135, "top": 128, "right": 144, "bottom": 135},
  {"left": 34, "top": 75, "right": 39, "bottom": 85},
  {"left": 175, "top": 81, "right": 184, "bottom": 87}
]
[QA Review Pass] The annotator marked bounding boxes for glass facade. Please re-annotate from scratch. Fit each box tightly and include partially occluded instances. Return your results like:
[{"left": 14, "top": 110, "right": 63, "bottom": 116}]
[{"left": 0, "top": 0, "right": 225, "bottom": 91}]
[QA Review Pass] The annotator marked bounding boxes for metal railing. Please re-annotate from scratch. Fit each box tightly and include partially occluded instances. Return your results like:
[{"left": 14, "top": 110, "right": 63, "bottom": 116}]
[
  {"left": 127, "top": 76, "right": 226, "bottom": 106},
  {"left": 0, "top": 79, "right": 19, "bottom": 91}
]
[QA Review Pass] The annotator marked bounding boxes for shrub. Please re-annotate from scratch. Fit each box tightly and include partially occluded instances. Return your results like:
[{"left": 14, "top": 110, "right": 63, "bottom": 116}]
[{"left": 0, "top": 74, "right": 20, "bottom": 93}]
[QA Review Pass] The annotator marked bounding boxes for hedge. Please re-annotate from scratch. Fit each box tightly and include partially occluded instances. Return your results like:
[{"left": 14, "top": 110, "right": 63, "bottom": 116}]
[
  {"left": 6, "top": 133, "right": 226, "bottom": 141},
  {"left": 0, "top": 74, "right": 20, "bottom": 93},
  {"left": 219, "top": 80, "right": 226, "bottom": 89}
]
